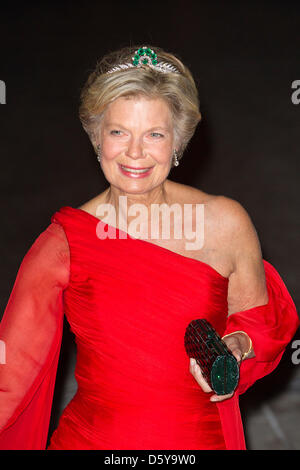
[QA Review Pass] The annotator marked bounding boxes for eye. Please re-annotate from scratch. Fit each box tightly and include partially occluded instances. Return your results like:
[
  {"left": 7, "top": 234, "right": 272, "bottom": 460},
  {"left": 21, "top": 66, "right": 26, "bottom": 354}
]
[
  {"left": 150, "top": 132, "right": 164, "bottom": 138},
  {"left": 110, "top": 130, "right": 123, "bottom": 136}
]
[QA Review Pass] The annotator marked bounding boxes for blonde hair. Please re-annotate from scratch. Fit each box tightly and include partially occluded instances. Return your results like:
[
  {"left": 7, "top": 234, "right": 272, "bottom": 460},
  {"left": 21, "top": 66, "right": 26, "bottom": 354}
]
[{"left": 79, "top": 45, "right": 202, "bottom": 161}]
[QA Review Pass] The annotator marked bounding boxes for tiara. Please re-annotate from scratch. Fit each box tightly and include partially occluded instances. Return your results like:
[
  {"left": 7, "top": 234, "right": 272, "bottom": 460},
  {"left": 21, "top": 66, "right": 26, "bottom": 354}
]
[{"left": 106, "top": 46, "right": 180, "bottom": 75}]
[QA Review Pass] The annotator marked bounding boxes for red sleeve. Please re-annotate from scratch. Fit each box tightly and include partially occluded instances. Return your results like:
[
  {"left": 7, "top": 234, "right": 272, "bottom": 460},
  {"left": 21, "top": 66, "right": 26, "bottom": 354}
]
[
  {"left": 223, "top": 260, "right": 299, "bottom": 395},
  {"left": 0, "top": 222, "right": 70, "bottom": 449}
]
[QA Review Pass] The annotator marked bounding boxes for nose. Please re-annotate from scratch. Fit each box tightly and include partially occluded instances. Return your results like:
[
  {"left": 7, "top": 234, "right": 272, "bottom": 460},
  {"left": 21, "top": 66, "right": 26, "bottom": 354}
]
[{"left": 126, "top": 137, "right": 145, "bottom": 160}]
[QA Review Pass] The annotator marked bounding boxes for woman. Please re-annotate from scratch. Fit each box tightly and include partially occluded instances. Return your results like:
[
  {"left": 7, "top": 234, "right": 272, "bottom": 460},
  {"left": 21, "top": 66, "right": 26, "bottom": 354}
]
[{"left": 0, "top": 45, "right": 298, "bottom": 450}]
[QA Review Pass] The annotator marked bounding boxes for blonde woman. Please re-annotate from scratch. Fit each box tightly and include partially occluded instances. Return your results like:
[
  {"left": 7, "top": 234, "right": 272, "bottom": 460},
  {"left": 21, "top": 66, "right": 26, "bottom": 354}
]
[{"left": 0, "top": 45, "right": 298, "bottom": 450}]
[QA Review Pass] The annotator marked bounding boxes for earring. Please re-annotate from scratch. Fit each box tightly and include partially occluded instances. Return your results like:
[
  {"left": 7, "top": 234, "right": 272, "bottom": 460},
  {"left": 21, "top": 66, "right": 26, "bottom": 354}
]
[
  {"left": 173, "top": 149, "right": 179, "bottom": 167},
  {"left": 96, "top": 144, "right": 101, "bottom": 163}
]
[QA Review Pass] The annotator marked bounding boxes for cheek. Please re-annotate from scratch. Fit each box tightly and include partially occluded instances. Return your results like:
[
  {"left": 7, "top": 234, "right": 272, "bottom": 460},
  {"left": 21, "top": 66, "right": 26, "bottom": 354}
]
[
  {"left": 102, "top": 140, "right": 122, "bottom": 161},
  {"left": 154, "top": 143, "right": 172, "bottom": 164}
]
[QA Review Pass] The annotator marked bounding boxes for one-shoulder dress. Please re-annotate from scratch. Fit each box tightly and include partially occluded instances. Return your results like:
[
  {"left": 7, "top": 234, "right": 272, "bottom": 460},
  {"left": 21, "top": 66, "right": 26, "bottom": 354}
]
[{"left": 0, "top": 206, "right": 298, "bottom": 450}]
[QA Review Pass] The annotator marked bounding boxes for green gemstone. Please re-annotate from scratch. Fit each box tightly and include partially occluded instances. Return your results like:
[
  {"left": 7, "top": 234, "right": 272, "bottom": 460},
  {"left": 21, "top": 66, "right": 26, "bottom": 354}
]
[
  {"left": 137, "top": 48, "right": 144, "bottom": 55},
  {"left": 152, "top": 59, "right": 158, "bottom": 65},
  {"left": 142, "top": 58, "right": 148, "bottom": 64}
]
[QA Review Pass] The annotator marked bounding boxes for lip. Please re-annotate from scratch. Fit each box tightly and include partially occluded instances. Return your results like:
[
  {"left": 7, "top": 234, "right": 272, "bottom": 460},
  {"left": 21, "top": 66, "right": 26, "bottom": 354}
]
[
  {"left": 118, "top": 163, "right": 154, "bottom": 178},
  {"left": 119, "top": 164, "right": 153, "bottom": 170}
]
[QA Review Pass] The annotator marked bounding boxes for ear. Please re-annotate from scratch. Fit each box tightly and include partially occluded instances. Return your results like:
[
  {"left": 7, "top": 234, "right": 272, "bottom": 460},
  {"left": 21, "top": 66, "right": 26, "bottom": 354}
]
[{"left": 90, "top": 131, "right": 102, "bottom": 155}]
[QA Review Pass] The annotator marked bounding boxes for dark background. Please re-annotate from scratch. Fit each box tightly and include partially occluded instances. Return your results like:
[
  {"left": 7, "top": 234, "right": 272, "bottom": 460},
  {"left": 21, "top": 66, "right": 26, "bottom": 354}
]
[{"left": 1, "top": 0, "right": 299, "bottom": 449}]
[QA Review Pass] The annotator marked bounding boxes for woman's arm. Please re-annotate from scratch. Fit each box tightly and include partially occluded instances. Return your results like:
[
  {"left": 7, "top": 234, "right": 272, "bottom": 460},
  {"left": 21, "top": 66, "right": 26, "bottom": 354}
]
[
  {"left": 221, "top": 197, "right": 268, "bottom": 366},
  {"left": 225, "top": 198, "right": 268, "bottom": 316},
  {"left": 189, "top": 197, "right": 299, "bottom": 401},
  {"left": 0, "top": 222, "right": 70, "bottom": 449}
]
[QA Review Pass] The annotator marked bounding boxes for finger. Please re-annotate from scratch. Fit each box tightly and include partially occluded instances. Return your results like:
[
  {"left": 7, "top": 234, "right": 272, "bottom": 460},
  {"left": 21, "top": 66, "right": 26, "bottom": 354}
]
[
  {"left": 210, "top": 392, "right": 234, "bottom": 403},
  {"left": 230, "top": 347, "right": 243, "bottom": 364},
  {"left": 223, "top": 336, "right": 246, "bottom": 363},
  {"left": 189, "top": 358, "right": 213, "bottom": 393}
]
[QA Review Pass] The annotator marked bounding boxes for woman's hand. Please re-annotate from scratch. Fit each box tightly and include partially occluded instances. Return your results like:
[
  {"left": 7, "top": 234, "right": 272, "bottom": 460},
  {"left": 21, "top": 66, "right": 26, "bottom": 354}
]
[{"left": 189, "top": 332, "right": 253, "bottom": 403}]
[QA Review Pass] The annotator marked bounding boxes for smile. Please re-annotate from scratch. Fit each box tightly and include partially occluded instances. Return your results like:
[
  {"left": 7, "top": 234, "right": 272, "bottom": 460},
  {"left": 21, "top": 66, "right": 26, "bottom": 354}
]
[{"left": 118, "top": 164, "right": 154, "bottom": 178}]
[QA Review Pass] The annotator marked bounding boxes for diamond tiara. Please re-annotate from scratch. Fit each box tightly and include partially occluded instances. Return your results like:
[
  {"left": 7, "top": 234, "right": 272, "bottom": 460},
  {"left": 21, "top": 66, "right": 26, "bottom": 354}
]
[{"left": 106, "top": 46, "right": 180, "bottom": 75}]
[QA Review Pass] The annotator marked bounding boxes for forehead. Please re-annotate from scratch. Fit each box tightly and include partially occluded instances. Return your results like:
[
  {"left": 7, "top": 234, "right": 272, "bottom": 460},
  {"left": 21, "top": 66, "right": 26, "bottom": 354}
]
[{"left": 103, "top": 95, "right": 173, "bottom": 127}]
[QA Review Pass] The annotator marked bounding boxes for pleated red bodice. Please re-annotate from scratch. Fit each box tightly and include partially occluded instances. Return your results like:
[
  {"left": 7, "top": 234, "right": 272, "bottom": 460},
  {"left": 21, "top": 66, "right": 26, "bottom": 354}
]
[
  {"left": 0, "top": 205, "right": 297, "bottom": 450},
  {"left": 48, "top": 206, "right": 230, "bottom": 450}
]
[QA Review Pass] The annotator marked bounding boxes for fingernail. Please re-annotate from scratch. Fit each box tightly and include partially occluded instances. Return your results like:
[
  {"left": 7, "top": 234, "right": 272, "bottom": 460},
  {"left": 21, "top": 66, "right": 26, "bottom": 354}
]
[{"left": 190, "top": 358, "right": 196, "bottom": 366}]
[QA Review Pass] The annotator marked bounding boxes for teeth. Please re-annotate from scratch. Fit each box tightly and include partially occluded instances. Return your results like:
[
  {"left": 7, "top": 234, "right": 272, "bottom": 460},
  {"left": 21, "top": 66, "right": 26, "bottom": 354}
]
[{"left": 121, "top": 165, "right": 150, "bottom": 174}]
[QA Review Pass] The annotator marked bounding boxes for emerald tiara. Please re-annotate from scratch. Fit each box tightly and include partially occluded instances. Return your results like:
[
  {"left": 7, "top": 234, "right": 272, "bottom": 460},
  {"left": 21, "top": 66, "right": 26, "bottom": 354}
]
[{"left": 106, "top": 46, "right": 180, "bottom": 75}]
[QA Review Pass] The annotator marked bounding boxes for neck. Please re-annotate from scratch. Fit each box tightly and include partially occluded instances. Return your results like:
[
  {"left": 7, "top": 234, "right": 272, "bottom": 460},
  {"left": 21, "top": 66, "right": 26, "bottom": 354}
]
[{"left": 103, "top": 180, "right": 171, "bottom": 228}]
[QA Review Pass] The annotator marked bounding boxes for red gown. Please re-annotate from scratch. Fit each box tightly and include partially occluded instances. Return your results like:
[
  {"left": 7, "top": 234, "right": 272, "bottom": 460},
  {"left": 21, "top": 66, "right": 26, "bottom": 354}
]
[{"left": 0, "top": 206, "right": 298, "bottom": 450}]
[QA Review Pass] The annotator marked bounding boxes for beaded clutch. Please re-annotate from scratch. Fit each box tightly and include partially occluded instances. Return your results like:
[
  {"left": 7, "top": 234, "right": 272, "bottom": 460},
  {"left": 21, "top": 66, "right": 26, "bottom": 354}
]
[{"left": 184, "top": 319, "right": 240, "bottom": 395}]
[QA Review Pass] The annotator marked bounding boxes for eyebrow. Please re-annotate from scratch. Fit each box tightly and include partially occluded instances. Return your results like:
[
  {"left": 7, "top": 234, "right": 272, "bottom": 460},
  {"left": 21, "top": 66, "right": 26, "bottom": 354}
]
[{"left": 104, "top": 123, "right": 171, "bottom": 132}]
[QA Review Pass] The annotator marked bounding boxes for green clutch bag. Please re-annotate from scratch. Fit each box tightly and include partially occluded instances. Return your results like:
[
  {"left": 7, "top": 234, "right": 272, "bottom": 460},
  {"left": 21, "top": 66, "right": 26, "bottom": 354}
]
[{"left": 184, "top": 319, "right": 240, "bottom": 395}]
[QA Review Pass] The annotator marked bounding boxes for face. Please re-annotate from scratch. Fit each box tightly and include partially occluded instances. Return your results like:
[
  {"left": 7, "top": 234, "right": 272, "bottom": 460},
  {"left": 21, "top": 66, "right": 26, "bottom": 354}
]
[{"left": 97, "top": 95, "right": 176, "bottom": 195}]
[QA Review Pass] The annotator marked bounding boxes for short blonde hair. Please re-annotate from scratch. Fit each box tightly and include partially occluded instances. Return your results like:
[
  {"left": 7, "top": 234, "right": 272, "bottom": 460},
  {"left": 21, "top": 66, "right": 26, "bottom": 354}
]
[{"left": 79, "top": 45, "right": 202, "bottom": 162}]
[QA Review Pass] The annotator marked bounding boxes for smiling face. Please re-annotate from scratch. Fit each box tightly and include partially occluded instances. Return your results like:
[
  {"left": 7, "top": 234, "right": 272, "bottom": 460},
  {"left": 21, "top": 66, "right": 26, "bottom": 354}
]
[{"left": 97, "top": 95, "right": 177, "bottom": 195}]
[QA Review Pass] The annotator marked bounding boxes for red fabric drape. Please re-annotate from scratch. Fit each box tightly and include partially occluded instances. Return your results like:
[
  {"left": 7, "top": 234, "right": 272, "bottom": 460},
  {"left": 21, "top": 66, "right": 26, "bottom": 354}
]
[
  {"left": 0, "top": 223, "right": 69, "bottom": 449},
  {"left": 217, "top": 260, "right": 299, "bottom": 449},
  {"left": 0, "top": 207, "right": 298, "bottom": 449}
]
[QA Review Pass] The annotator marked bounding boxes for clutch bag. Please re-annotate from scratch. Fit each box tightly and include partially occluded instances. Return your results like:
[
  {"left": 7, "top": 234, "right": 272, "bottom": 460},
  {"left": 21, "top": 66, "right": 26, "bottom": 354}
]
[{"left": 184, "top": 319, "right": 239, "bottom": 395}]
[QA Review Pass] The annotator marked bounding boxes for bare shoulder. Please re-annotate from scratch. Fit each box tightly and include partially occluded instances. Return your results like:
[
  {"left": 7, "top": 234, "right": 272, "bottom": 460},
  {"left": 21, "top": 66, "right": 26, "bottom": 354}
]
[
  {"left": 165, "top": 179, "right": 216, "bottom": 205},
  {"left": 176, "top": 184, "right": 265, "bottom": 278},
  {"left": 206, "top": 194, "right": 263, "bottom": 257},
  {"left": 211, "top": 196, "right": 268, "bottom": 311},
  {"left": 166, "top": 180, "right": 251, "bottom": 226},
  {"left": 205, "top": 194, "right": 255, "bottom": 230},
  {"left": 166, "top": 180, "right": 255, "bottom": 244}
]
